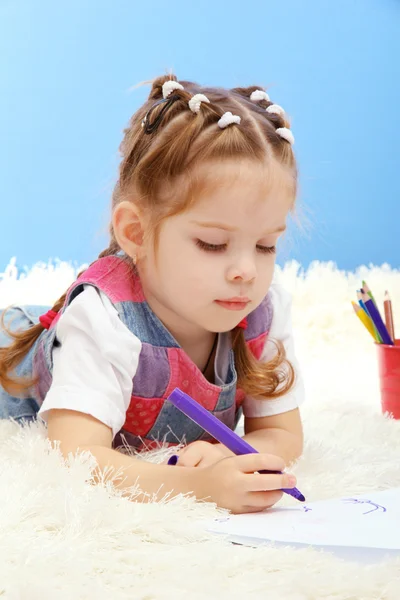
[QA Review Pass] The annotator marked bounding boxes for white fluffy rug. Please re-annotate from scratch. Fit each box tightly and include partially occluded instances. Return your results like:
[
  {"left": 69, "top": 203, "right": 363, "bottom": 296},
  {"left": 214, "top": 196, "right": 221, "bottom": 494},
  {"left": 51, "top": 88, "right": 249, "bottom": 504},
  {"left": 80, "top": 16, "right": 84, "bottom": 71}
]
[{"left": 1, "top": 259, "right": 400, "bottom": 599}]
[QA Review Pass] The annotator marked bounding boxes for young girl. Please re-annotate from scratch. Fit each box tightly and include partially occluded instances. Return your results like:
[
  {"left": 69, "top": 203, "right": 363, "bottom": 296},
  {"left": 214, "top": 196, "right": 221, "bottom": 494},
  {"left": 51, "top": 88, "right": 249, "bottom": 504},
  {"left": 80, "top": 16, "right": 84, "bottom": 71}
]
[{"left": 0, "top": 75, "right": 304, "bottom": 514}]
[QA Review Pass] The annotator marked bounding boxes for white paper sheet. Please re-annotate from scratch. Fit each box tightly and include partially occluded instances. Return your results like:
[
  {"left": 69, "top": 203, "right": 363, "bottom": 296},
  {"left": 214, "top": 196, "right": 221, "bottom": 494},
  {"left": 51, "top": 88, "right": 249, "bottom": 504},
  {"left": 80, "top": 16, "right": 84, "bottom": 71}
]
[{"left": 208, "top": 488, "right": 400, "bottom": 551}]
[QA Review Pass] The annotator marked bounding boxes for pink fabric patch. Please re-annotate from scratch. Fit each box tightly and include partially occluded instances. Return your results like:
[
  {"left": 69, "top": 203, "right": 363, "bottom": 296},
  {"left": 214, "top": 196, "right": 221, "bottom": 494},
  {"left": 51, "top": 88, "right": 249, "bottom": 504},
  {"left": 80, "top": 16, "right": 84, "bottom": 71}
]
[
  {"left": 75, "top": 256, "right": 145, "bottom": 303},
  {"left": 124, "top": 397, "right": 164, "bottom": 437},
  {"left": 165, "top": 348, "right": 221, "bottom": 411},
  {"left": 247, "top": 331, "right": 269, "bottom": 360}
]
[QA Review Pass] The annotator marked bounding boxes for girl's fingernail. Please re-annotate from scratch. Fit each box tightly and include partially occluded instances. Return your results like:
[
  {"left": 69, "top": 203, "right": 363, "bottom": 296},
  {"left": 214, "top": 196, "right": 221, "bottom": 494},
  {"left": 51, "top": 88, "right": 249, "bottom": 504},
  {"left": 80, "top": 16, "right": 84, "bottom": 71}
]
[{"left": 287, "top": 475, "right": 297, "bottom": 487}]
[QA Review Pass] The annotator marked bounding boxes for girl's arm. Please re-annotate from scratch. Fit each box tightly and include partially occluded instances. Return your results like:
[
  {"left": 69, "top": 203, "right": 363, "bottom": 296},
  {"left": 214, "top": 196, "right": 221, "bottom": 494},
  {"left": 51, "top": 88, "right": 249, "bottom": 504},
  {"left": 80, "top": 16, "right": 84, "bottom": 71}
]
[
  {"left": 213, "top": 408, "right": 303, "bottom": 466},
  {"left": 47, "top": 408, "right": 298, "bottom": 514},
  {"left": 47, "top": 408, "right": 199, "bottom": 500},
  {"left": 242, "top": 408, "right": 303, "bottom": 464}
]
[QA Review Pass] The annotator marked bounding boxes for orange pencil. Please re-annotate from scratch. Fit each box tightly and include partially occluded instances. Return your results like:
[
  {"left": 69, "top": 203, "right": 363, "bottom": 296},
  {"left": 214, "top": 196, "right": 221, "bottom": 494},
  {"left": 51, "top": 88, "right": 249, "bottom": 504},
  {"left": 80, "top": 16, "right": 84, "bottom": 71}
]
[{"left": 384, "top": 291, "right": 395, "bottom": 342}]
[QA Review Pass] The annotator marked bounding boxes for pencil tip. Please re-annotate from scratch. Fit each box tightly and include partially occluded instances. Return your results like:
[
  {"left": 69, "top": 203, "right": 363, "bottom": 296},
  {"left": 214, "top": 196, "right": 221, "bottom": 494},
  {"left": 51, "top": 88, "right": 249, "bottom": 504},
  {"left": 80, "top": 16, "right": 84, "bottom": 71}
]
[{"left": 362, "top": 281, "right": 370, "bottom": 292}]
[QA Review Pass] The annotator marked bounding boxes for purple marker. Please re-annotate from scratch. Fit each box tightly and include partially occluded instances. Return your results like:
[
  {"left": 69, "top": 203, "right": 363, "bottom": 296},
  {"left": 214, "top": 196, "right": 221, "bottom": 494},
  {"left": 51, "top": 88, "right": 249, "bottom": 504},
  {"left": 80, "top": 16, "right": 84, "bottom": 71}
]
[{"left": 167, "top": 388, "right": 305, "bottom": 502}]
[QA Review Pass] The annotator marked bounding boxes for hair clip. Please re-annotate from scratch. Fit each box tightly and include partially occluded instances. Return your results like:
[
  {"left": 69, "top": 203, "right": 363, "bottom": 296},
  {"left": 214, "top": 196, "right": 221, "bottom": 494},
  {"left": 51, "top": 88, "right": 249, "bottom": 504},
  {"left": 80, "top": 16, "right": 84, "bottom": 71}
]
[
  {"left": 162, "top": 80, "right": 184, "bottom": 99},
  {"left": 141, "top": 95, "right": 180, "bottom": 134},
  {"left": 188, "top": 93, "right": 210, "bottom": 114},
  {"left": 266, "top": 104, "right": 285, "bottom": 116},
  {"left": 39, "top": 309, "right": 58, "bottom": 330},
  {"left": 218, "top": 112, "right": 241, "bottom": 129},
  {"left": 250, "top": 90, "right": 270, "bottom": 102},
  {"left": 276, "top": 127, "right": 295, "bottom": 145}
]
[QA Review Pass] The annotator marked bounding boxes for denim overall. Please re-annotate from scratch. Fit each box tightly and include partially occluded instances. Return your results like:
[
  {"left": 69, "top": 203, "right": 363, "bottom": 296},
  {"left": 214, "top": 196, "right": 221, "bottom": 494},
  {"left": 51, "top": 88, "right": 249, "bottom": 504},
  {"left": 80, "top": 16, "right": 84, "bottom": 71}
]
[{"left": 0, "top": 256, "right": 273, "bottom": 450}]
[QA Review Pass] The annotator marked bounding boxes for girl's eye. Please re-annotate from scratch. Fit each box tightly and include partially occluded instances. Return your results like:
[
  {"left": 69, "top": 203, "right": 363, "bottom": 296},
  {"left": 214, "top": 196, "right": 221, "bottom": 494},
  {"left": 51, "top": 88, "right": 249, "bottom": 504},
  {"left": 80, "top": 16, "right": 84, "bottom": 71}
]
[
  {"left": 196, "top": 240, "right": 276, "bottom": 254},
  {"left": 196, "top": 239, "right": 227, "bottom": 252},
  {"left": 256, "top": 245, "right": 276, "bottom": 255}
]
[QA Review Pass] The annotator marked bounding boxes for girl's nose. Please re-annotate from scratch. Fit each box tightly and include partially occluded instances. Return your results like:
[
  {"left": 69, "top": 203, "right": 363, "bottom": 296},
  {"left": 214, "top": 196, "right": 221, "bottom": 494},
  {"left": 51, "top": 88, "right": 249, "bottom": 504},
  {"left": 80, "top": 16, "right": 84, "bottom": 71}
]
[{"left": 226, "top": 257, "right": 257, "bottom": 283}]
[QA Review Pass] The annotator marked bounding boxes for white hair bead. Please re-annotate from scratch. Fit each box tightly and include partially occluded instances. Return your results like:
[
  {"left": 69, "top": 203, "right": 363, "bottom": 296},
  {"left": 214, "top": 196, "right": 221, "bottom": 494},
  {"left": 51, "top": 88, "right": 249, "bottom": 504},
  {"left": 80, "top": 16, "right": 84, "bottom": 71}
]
[
  {"left": 276, "top": 127, "right": 295, "bottom": 145},
  {"left": 162, "top": 80, "right": 184, "bottom": 99},
  {"left": 218, "top": 112, "right": 241, "bottom": 129},
  {"left": 266, "top": 104, "right": 285, "bottom": 116},
  {"left": 188, "top": 93, "right": 210, "bottom": 114},
  {"left": 250, "top": 90, "right": 270, "bottom": 102}
]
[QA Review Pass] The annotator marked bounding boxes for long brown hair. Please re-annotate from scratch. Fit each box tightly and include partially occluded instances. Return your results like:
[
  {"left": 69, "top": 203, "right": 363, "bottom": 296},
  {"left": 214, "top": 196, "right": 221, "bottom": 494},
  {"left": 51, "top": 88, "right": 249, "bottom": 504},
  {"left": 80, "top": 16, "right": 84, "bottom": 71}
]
[{"left": 0, "top": 74, "right": 297, "bottom": 399}]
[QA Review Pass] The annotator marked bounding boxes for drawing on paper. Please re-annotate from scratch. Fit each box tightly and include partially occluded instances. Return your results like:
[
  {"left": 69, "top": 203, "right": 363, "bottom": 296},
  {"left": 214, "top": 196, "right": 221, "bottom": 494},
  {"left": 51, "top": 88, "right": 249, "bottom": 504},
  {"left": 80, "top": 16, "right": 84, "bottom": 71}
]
[{"left": 341, "top": 497, "right": 387, "bottom": 515}]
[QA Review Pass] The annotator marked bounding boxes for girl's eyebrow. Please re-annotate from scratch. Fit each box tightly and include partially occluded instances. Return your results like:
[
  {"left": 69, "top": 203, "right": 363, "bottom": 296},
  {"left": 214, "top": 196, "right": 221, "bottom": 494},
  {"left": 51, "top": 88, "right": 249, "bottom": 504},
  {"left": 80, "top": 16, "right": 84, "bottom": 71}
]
[{"left": 190, "top": 220, "right": 287, "bottom": 234}]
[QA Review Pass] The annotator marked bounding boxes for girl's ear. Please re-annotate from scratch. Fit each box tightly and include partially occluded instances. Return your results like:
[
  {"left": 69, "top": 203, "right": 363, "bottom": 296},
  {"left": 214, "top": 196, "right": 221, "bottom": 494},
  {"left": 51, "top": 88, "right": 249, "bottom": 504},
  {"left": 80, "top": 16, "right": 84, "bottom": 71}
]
[{"left": 112, "top": 201, "right": 145, "bottom": 261}]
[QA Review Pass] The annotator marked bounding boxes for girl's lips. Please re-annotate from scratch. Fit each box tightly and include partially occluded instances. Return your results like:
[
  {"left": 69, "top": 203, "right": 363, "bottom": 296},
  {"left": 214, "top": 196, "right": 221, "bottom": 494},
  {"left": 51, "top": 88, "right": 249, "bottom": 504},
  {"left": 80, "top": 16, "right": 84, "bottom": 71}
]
[{"left": 215, "top": 300, "right": 250, "bottom": 311}]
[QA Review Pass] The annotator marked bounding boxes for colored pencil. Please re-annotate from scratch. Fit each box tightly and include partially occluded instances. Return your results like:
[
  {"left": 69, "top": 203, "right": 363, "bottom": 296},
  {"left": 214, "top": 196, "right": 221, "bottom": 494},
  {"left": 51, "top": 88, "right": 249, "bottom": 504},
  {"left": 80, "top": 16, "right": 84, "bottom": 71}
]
[
  {"left": 356, "top": 289, "right": 382, "bottom": 342},
  {"left": 384, "top": 291, "right": 395, "bottom": 342},
  {"left": 352, "top": 301, "right": 378, "bottom": 340},
  {"left": 362, "top": 281, "right": 378, "bottom": 307},
  {"left": 361, "top": 290, "right": 394, "bottom": 345}
]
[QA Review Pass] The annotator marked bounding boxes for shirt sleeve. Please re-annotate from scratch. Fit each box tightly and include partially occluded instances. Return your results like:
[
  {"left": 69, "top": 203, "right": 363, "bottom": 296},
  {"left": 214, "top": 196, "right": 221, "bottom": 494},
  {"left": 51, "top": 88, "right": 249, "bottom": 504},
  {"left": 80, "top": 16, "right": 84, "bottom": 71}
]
[
  {"left": 242, "top": 283, "right": 305, "bottom": 418},
  {"left": 37, "top": 285, "right": 142, "bottom": 439}
]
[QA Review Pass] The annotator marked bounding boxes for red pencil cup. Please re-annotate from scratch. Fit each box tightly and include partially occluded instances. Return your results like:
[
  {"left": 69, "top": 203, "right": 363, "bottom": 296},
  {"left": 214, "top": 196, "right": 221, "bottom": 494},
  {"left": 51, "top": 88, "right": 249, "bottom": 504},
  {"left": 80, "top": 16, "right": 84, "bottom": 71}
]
[{"left": 376, "top": 340, "right": 400, "bottom": 419}]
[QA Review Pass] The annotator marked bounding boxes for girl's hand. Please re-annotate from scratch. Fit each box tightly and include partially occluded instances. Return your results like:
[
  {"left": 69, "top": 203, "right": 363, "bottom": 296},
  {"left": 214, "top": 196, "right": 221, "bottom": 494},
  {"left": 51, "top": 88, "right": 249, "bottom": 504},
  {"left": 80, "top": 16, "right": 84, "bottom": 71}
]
[
  {"left": 189, "top": 452, "right": 296, "bottom": 514},
  {"left": 171, "top": 440, "right": 231, "bottom": 468}
]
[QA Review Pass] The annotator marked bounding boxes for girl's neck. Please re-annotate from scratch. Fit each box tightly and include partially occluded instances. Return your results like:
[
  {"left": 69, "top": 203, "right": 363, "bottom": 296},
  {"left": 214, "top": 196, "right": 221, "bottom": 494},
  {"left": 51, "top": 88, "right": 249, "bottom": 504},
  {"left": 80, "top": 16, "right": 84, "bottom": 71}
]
[
  {"left": 201, "top": 333, "right": 218, "bottom": 383},
  {"left": 142, "top": 284, "right": 217, "bottom": 376}
]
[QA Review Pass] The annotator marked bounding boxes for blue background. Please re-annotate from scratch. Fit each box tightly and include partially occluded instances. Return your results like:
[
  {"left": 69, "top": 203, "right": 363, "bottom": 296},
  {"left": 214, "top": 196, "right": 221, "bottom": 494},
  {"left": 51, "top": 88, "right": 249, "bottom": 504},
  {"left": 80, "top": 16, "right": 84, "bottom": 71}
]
[{"left": 1, "top": 0, "right": 399, "bottom": 272}]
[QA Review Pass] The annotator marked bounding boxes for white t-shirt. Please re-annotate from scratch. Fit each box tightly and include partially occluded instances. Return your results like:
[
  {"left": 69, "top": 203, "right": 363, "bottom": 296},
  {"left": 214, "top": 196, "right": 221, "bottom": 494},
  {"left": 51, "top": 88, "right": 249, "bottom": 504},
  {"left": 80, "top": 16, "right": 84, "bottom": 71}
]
[{"left": 38, "top": 283, "right": 305, "bottom": 439}]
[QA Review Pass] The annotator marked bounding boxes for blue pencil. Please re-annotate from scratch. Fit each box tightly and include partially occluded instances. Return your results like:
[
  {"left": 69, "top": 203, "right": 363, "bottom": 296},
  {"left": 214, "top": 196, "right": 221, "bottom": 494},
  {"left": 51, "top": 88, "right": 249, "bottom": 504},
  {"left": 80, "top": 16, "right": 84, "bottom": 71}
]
[
  {"left": 357, "top": 290, "right": 382, "bottom": 342},
  {"left": 361, "top": 290, "right": 394, "bottom": 346}
]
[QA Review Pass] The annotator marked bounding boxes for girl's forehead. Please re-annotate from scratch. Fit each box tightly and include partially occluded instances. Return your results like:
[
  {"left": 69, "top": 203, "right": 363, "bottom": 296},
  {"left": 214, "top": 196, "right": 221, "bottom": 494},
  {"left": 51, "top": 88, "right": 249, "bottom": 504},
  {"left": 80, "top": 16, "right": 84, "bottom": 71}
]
[
  {"left": 189, "top": 158, "right": 294, "bottom": 199},
  {"left": 186, "top": 159, "right": 295, "bottom": 214}
]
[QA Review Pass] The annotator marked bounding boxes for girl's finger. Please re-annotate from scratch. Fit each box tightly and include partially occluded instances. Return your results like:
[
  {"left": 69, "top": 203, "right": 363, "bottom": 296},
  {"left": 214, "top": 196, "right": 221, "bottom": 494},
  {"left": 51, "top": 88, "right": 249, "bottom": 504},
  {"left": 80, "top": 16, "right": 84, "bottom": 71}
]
[
  {"left": 176, "top": 447, "right": 202, "bottom": 467},
  {"left": 244, "top": 490, "right": 284, "bottom": 509},
  {"left": 234, "top": 453, "right": 286, "bottom": 474},
  {"left": 244, "top": 472, "right": 296, "bottom": 492},
  {"left": 234, "top": 505, "right": 269, "bottom": 515}
]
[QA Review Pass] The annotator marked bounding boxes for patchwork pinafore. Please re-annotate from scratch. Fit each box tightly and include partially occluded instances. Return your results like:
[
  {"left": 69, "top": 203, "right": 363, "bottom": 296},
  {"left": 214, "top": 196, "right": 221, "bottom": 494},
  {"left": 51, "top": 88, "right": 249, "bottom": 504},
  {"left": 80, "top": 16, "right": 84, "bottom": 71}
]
[{"left": 0, "top": 256, "right": 273, "bottom": 450}]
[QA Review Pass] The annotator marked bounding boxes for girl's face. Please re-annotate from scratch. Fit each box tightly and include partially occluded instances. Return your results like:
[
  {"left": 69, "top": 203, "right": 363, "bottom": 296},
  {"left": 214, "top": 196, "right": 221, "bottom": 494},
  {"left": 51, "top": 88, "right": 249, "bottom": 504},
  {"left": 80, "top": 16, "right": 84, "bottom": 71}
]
[{"left": 138, "top": 159, "right": 294, "bottom": 341}]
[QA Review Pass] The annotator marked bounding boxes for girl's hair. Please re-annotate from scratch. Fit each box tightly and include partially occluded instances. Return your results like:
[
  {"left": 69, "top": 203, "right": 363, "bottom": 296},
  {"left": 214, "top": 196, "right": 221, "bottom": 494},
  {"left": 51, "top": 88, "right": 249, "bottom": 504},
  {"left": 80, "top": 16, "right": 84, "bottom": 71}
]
[{"left": 0, "top": 74, "right": 296, "bottom": 400}]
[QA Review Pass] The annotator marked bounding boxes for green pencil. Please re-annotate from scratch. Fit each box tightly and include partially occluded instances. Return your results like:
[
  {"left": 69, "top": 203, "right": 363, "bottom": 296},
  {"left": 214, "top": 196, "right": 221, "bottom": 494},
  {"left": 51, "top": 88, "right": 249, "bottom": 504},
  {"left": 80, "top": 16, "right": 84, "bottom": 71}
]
[{"left": 362, "top": 281, "right": 377, "bottom": 307}]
